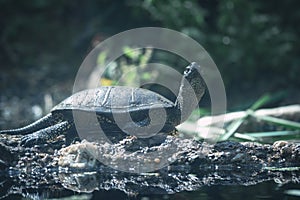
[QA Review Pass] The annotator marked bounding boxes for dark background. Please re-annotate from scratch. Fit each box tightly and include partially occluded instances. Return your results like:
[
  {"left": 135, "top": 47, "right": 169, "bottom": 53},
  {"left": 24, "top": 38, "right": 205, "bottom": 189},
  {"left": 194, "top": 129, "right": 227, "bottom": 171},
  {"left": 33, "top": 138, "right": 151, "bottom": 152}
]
[{"left": 0, "top": 0, "right": 299, "bottom": 128}]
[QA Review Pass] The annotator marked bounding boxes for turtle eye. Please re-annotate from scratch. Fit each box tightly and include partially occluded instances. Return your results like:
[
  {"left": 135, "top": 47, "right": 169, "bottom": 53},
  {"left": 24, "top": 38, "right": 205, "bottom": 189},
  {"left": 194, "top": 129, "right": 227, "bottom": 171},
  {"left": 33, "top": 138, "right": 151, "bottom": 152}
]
[{"left": 184, "top": 66, "right": 192, "bottom": 75}]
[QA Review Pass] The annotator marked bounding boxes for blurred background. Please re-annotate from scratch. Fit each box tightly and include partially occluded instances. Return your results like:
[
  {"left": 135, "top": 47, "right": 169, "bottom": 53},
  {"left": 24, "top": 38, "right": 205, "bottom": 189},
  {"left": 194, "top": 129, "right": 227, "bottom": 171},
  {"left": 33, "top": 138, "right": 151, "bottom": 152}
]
[{"left": 0, "top": 0, "right": 299, "bottom": 129}]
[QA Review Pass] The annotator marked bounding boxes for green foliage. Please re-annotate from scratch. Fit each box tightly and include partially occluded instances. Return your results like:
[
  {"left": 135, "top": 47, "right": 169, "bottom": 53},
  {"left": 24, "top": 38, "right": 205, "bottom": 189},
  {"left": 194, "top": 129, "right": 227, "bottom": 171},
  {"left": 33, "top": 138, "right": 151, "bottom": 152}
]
[
  {"left": 132, "top": 0, "right": 300, "bottom": 87},
  {"left": 97, "top": 46, "right": 154, "bottom": 87},
  {"left": 132, "top": 0, "right": 206, "bottom": 30},
  {"left": 2, "top": 0, "right": 299, "bottom": 89}
]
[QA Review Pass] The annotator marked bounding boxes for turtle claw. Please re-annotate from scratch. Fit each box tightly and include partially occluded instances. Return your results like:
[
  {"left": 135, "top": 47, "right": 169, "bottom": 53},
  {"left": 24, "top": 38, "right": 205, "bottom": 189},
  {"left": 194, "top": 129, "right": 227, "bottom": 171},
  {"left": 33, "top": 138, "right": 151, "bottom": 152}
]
[{"left": 20, "top": 133, "right": 46, "bottom": 147}]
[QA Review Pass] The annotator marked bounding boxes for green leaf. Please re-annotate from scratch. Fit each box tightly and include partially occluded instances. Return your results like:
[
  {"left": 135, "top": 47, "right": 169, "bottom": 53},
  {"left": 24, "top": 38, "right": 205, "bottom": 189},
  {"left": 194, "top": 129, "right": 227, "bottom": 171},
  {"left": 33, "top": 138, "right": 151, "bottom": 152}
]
[
  {"left": 123, "top": 46, "right": 140, "bottom": 60},
  {"left": 97, "top": 51, "right": 107, "bottom": 65}
]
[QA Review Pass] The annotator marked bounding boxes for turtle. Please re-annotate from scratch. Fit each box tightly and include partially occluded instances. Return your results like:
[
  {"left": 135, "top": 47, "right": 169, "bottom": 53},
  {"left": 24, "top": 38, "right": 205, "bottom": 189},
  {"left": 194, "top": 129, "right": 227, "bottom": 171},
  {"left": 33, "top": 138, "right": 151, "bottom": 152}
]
[{"left": 0, "top": 62, "right": 205, "bottom": 146}]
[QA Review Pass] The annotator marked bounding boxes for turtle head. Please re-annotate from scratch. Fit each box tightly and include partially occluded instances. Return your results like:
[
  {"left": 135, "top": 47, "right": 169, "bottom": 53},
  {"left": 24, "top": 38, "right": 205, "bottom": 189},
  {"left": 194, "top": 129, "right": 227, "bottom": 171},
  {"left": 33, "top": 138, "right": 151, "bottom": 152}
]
[
  {"left": 175, "top": 62, "right": 206, "bottom": 123},
  {"left": 182, "top": 62, "right": 205, "bottom": 102}
]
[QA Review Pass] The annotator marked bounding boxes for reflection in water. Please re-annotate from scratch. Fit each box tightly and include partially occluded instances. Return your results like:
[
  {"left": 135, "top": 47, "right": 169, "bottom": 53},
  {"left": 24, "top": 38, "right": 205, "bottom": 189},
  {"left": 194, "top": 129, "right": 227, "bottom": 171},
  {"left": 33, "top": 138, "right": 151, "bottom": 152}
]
[{"left": 1, "top": 165, "right": 300, "bottom": 199}]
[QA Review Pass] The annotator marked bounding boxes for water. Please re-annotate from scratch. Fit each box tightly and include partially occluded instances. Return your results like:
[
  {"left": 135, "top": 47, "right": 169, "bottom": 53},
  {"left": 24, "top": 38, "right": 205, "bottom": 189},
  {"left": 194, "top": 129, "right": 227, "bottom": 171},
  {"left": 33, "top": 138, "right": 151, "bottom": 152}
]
[
  {"left": 1, "top": 164, "right": 300, "bottom": 200},
  {"left": 1, "top": 180, "right": 300, "bottom": 199}
]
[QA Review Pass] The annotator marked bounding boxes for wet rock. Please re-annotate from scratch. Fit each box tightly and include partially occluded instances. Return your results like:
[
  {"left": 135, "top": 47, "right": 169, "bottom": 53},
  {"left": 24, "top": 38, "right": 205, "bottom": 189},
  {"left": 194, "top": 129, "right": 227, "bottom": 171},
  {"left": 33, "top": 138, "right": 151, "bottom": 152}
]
[
  {"left": 231, "top": 153, "right": 245, "bottom": 162},
  {"left": 0, "top": 133, "right": 300, "bottom": 196}
]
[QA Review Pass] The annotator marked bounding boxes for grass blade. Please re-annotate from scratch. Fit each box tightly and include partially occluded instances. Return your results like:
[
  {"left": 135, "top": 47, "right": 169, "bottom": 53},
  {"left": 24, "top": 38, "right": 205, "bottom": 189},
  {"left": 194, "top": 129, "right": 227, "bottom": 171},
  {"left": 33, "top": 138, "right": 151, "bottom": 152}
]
[
  {"left": 250, "top": 94, "right": 272, "bottom": 110},
  {"left": 252, "top": 114, "right": 300, "bottom": 130},
  {"left": 234, "top": 133, "right": 258, "bottom": 141},
  {"left": 244, "top": 130, "right": 300, "bottom": 137},
  {"left": 219, "top": 117, "right": 246, "bottom": 141}
]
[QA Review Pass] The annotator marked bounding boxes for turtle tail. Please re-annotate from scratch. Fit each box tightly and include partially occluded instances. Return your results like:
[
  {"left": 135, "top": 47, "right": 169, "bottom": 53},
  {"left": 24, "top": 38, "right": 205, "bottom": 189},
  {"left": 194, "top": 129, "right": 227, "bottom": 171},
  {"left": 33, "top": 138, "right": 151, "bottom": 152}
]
[{"left": 0, "top": 113, "right": 57, "bottom": 135}]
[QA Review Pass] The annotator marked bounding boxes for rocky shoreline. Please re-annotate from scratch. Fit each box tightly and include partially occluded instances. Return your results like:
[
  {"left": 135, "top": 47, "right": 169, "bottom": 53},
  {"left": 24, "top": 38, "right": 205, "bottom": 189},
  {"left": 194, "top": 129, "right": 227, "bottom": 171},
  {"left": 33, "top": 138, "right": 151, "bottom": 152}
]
[{"left": 0, "top": 134, "right": 299, "bottom": 196}]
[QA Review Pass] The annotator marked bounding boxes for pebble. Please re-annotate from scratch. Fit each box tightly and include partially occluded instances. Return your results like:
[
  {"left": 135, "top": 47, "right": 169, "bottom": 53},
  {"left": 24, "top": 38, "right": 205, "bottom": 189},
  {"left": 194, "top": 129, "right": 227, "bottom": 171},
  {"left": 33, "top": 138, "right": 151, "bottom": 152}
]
[
  {"left": 273, "top": 140, "right": 288, "bottom": 148},
  {"left": 280, "top": 145, "right": 293, "bottom": 155},
  {"left": 154, "top": 158, "right": 161, "bottom": 164}
]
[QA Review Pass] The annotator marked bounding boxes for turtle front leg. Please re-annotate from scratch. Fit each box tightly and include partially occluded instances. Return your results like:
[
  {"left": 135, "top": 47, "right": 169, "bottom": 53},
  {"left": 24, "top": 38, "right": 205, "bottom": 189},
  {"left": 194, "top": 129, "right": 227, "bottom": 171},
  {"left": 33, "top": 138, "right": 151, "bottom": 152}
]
[{"left": 20, "top": 121, "right": 73, "bottom": 146}]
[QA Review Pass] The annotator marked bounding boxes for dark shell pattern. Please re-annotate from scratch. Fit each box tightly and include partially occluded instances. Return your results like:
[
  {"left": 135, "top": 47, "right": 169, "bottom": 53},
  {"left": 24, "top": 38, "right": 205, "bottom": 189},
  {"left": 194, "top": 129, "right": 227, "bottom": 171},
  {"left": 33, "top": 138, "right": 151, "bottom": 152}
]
[{"left": 52, "top": 86, "right": 175, "bottom": 114}]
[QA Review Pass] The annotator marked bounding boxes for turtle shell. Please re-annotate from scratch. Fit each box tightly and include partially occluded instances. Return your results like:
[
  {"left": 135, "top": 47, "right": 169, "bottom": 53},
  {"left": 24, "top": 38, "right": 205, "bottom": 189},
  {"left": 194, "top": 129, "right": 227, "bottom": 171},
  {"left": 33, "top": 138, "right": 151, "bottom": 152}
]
[
  {"left": 52, "top": 86, "right": 175, "bottom": 114},
  {"left": 52, "top": 86, "right": 179, "bottom": 137}
]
